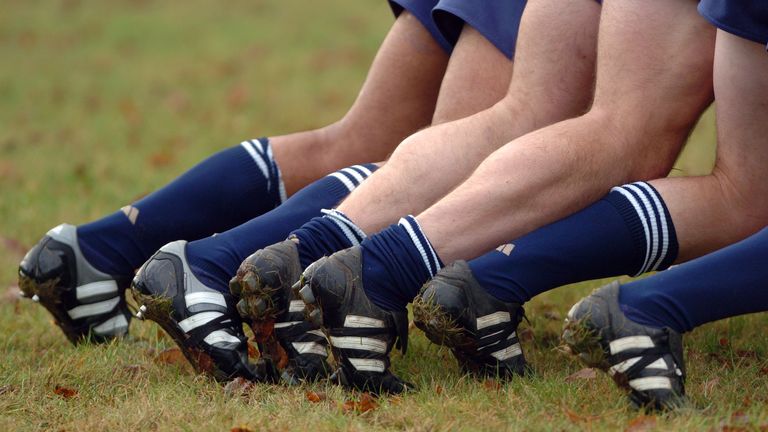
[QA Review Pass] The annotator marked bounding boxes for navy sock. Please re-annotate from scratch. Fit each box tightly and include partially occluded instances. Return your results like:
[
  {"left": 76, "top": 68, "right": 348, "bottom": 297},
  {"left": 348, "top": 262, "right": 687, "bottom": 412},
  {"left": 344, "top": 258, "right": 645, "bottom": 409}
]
[
  {"left": 618, "top": 226, "right": 768, "bottom": 333},
  {"left": 361, "top": 215, "right": 443, "bottom": 311},
  {"left": 77, "top": 138, "right": 285, "bottom": 276},
  {"left": 469, "top": 182, "right": 678, "bottom": 304},
  {"left": 186, "top": 164, "right": 377, "bottom": 293},
  {"left": 290, "top": 165, "right": 376, "bottom": 268}
]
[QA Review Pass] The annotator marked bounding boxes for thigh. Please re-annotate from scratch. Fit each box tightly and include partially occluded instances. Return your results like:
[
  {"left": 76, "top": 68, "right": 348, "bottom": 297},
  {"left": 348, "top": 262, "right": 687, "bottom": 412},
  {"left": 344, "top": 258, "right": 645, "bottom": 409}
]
[
  {"left": 711, "top": 29, "right": 768, "bottom": 208},
  {"left": 592, "top": 0, "right": 715, "bottom": 136}
]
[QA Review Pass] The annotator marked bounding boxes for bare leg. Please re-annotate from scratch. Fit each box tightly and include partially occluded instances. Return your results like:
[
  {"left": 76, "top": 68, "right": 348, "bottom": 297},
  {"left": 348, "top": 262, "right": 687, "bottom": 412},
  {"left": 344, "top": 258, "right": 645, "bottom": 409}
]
[
  {"left": 419, "top": 0, "right": 715, "bottom": 262},
  {"left": 271, "top": 12, "right": 449, "bottom": 195},
  {"left": 650, "top": 30, "right": 768, "bottom": 261},
  {"left": 339, "top": 0, "right": 601, "bottom": 233}
]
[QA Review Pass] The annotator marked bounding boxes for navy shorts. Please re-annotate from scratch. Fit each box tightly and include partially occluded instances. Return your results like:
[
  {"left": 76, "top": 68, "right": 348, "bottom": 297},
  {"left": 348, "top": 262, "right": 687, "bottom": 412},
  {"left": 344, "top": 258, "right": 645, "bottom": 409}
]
[
  {"left": 388, "top": 0, "right": 527, "bottom": 59},
  {"left": 698, "top": 0, "right": 768, "bottom": 46}
]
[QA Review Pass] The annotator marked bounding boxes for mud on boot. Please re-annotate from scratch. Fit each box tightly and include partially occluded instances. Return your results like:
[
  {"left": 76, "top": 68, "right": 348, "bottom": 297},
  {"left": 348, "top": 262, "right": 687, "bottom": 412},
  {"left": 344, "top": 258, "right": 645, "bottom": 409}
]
[
  {"left": 297, "top": 246, "right": 413, "bottom": 395},
  {"left": 18, "top": 224, "right": 131, "bottom": 344},
  {"left": 561, "top": 281, "right": 687, "bottom": 411},
  {"left": 229, "top": 237, "right": 331, "bottom": 384},
  {"left": 131, "top": 240, "right": 278, "bottom": 383},
  {"left": 413, "top": 260, "right": 528, "bottom": 379}
]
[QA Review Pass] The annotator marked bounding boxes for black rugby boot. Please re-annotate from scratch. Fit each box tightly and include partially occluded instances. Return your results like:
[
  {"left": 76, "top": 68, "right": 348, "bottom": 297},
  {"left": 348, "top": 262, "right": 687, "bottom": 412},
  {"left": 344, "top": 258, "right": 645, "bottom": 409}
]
[
  {"left": 229, "top": 237, "right": 331, "bottom": 384},
  {"left": 562, "top": 281, "right": 686, "bottom": 411},
  {"left": 18, "top": 224, "right": 131, "bottom": 344},
  {"left": 297, "top": 246, "right": 413, "bottom": 395},
  {"left": 132, "top": 241, "right": 277, "bottom": 383},
  {"left": 413, "top": 261, "right": 528, "bottom": 379}
]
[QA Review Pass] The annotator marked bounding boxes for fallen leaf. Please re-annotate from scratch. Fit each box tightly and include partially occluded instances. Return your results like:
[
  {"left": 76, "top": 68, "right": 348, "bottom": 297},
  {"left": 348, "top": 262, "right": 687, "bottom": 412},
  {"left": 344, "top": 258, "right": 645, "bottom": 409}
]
[
  {"left": 565, "top": 368, "right": 597, "bottom": 382},
  {"left": 53, "top": 385, "right": 78, "bottom": 399},
  {"left": 389, "top": 396, "right": 402, "bottom": 406},
  {"left": 719, "top": 337, "right": 730, "bottom": 347},
  {"left": 341, "top": 393, "right": 379, "bottom": 414},
  {"left": 224, "top": 377, "right": 255, "bottom": 398},
  {"left": 1, "top": 236, "right": 28, "bottom": 258},
  {"left": 305, "top": 390, "right": 326, "bottom": 403},
  {"left": 435, "top": 384, "right": 443, "bottom": 395},
  {"left": 563, "top": 406, "right": 600, "bottom": 423},
  {"left": 357, "top": 393, "right": 378, "bottom": 413},
  {"left": 230, "top": 426, "right": 254, "bottom": 432},
  {"left": 483, "top": 379, "right": 502, "bottom": 391},
  {"left": 625, "top": 415, "right": 656, "bottom": 432},
  {"left": 759, "top": 367, "right": 768, "bottom": 376},
  {"left": 154, "top": 347, "right": 192, "bottom": 373}
]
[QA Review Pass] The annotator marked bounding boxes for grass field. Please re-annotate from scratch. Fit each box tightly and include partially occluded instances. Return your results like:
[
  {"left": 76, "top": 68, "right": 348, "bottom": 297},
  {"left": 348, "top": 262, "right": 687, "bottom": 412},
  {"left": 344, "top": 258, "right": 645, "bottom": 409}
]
[{"left": 1, "top": 1, "right": 767, "bottom": 430}]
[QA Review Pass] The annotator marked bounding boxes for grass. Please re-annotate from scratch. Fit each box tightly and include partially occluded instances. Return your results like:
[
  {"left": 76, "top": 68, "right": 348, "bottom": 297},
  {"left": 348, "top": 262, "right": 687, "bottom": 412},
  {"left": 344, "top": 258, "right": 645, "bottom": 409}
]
[{"left": 1, "top": 1, "right": 766, "bottom": 430}]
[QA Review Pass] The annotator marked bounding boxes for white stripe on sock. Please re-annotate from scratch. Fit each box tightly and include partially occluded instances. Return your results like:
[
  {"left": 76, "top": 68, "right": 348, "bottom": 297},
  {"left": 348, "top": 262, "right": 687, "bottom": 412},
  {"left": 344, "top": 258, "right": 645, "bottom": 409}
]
[
  {"left": 240, "top": 141, "right": 270, "bottom": 181},
  {"left": 635, "top": 182, "right": 670, "bottom": 271},
  {"left": 626, "top": 184, "right": 659, "bottom": 274},
  {"left": 327, "top": 172, "right": 356, "bottom": 192},
  {"left": 352, "top": 164, "right": 373, "bottom": 177},
  {"left": 341, "top": 167, "right": 365, "bottom": 185},
  {"left": 409, "top": 216, "right": 441, "bottom": 274},
  {"left": 399, "top": 217, "right": 436, "bottom": 277},
  {"left": 611, "top": 187, "right": 652, "bottom": 276}
]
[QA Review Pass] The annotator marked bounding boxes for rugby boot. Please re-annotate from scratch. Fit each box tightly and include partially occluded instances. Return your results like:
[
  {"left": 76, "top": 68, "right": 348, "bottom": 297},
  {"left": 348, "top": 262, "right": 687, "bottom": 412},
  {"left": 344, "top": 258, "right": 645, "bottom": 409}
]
[
  {"left": 131, "top": 241, "right": 277, "bottom": 382},
  {"left": 562, "top": 281, "right": 686, "bottom": 411},
  {"left": 18, "top": 224, "right": 131, "bottom": 344},
  {"left": 297, "top": 246, "right": 413, "bottom": 395},
  {"left": 413, "top": 261, "right": 528, "bottom": 379},
  {"left": 229, "top": 237, "right": 332, "bottom": 384}
]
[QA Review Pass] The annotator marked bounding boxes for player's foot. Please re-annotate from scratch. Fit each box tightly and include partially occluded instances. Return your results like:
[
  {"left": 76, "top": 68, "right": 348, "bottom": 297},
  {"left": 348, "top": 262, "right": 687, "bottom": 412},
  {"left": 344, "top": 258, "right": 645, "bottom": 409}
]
[
  {"left": 413, "top": 261, "right": 528, "bottom": 378},
  {"left": 18, "top": 224, "right": 131, "bottom": 344},
  {"left": 229, "top": 237, "right": 331, "bottom": 384},
  {"left": 561, "top": 281, "right": 686, "bottom": 410},
  {"left": 131, "top": 241, "right": 277, "bottom": 382},
  {"left": 297, "top": 246, "right": 413, "bottom": 394}
]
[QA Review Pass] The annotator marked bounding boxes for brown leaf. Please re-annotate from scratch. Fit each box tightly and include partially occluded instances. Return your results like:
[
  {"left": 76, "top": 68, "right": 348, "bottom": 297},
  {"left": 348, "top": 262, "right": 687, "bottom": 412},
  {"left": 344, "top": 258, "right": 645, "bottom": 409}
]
[
  {"left": 434, "top": 384, "right": 443, "bottom": 395},
  {"left": 357, "top": 393, "right": 379, "bottom": 413},
  {"left": 625, "top": 415, "right": 656, "bottom": 432},
  {"left": 563, "top": 406, "right": 600, "bottom": 424},
  {"left": 483, "top": 379, "right": 502, "bottom": 391},
  {"left": 120, "top": 364, "right": 146, "bottom": 378},
  {"left": 759, "top": 367, "right": 768, "bottom": 376},
  {"left": 1, "top": 236, "right": 28, "bottom": 258},
  {"left": 230, "top": 426, "right": 254, "bottom": 432},
  {"left": 224, "top": 377, "right": 255, "bottom": 398},
  {"left": 154, "top": 347, "right": 189, "bottom": 370},
  {"left": 148, "top": 150, "right": 175, "bottom": 168},
  {"left": 341, "top": 393, "right": 379, "bottom": 414},
  {"left": 565, "top": 368, "right": 597, "bottom": 382},
  {"left": 53, "top": 385, "right": 78, "bottom": 399},
  {"left": 2, "top": 286, "right": 22, "bottom": 305},
  {"left": 305, "top": 390, "right": 326, "bottom": 403},
  {"left": 719, "top": 337, "right": 730, "bottom": 347}
]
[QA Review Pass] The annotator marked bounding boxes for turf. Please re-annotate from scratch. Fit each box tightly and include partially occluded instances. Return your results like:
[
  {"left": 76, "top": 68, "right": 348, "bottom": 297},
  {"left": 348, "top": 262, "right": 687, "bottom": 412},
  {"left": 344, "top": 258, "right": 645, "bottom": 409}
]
[{"left": 1, "top": 1, "right": 766, "bottom": 430}]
